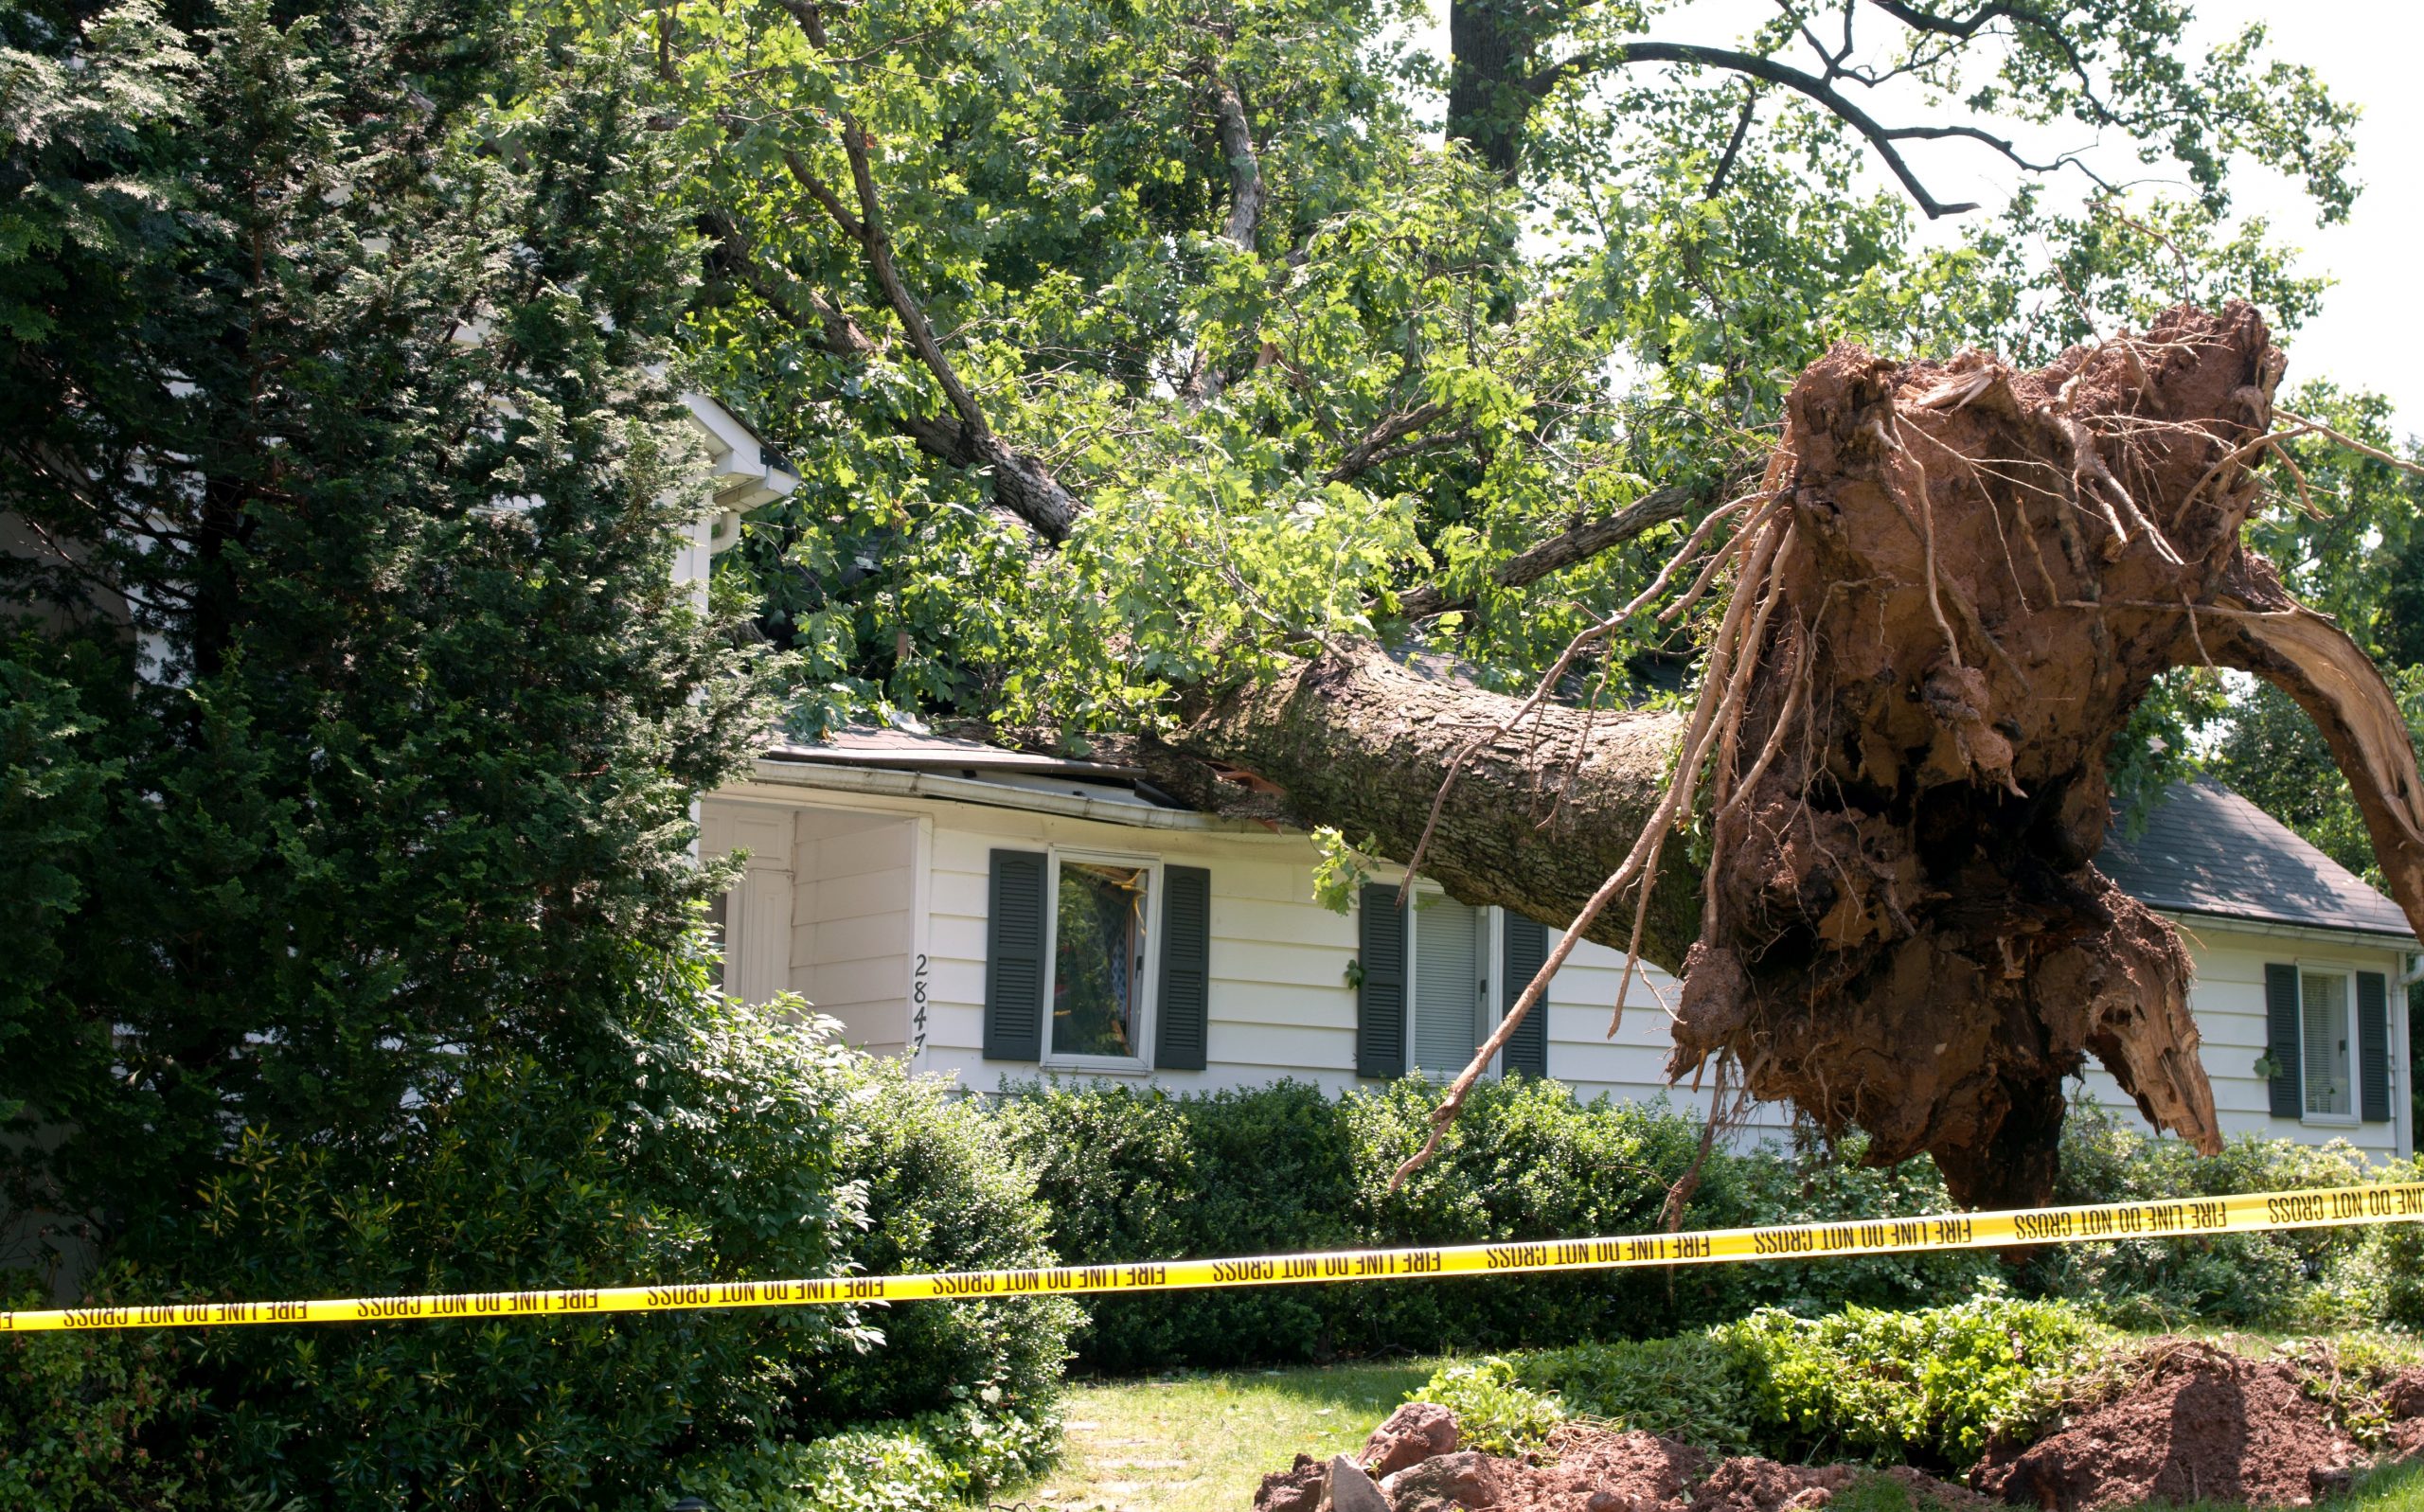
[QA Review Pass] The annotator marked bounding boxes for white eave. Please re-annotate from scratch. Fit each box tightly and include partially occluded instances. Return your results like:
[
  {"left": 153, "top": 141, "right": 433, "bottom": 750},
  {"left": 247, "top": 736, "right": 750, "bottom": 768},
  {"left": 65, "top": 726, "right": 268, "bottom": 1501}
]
[
  {"left": 682, "top": 393, "right": 799, "bottom": 554},
  {"left": 2156, "top": 907, "right": 2419, "bottom": 955},
  {"left": 738, "top": 753, "right": 1305, "bottom": 839}
]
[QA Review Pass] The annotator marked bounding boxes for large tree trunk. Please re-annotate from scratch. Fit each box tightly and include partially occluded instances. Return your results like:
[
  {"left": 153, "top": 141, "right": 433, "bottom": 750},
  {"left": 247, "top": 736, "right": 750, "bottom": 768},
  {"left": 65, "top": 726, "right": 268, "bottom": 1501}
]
[
  {"left": 1445, "top": 0, "right": 1542, "bottom": 177},
  {"left": 1163, "top": 303, "right": 2424, "bottom": 1209}
]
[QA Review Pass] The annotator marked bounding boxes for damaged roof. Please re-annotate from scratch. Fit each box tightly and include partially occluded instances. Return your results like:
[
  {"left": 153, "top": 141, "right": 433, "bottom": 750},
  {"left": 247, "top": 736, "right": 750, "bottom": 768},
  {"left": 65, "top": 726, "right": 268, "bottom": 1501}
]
[{"left": 2101, "top": 775, "right": 2415, "bottom": 944}]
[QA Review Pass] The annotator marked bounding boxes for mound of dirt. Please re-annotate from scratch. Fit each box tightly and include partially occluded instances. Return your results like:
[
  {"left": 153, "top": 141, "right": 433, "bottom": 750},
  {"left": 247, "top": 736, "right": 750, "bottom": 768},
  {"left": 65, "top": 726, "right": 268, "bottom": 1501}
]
[
  {"left": 1256, "top": 1410, "right": 1981, "bottom": 1512},
  {"left": 2380, "top": 1368, "right": 2424, "bottom": 1458},
  {"left": 1508, "top": 1424, "right": 1706, "bottom": 1510},
  {"left": 1972, "top": 1342, "right": 2360, "bottom": 1510},
  {"left": 1691, "top": 1456, "right": 1990, "bottom": 1512}
]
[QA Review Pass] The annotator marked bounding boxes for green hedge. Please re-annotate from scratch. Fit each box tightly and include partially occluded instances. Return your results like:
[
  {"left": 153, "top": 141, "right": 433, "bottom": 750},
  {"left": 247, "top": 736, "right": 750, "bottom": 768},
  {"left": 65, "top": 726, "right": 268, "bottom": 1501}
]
[
  {"left": 0, "top": 1005, "right": 1067, "bottom": 1510},
  {"left": 1414, "top": 1292, "right": 2112, "bottom": 1474},
  {"left": 994, "top": 1078, "right": 2413, "bottom": 1373},
  {"left": 812, "top": 1057, "right": 1077, "bottom": 1432},
  {"left": 2020, "top": 1098, "right": 2389, "bottom": 1328},
  {"left": 999, "top": 1076, "right": 1756, "bottom": 1370}
]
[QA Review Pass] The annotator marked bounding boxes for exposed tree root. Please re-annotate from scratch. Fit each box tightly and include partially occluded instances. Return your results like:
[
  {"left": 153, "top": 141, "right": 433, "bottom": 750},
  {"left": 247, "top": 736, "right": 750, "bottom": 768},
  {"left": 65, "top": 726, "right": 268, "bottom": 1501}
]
[{"left": 1167, "top": 302, "right": 2424, "bottom": 1208}]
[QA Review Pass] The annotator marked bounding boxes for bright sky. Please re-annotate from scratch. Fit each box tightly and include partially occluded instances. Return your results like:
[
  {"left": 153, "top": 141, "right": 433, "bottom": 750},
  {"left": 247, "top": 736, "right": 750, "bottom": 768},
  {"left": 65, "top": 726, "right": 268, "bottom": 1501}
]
[{"left": 1409, "top": 2, "right": 2424, "bottom": 432}]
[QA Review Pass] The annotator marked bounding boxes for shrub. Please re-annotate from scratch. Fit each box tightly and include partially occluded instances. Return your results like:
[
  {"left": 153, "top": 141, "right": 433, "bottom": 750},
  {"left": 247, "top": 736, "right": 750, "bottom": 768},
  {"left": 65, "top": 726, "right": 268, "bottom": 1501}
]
[
  {"left": 998, "top": 1076, "right": 2420, "bottom": 1372},
  {"left": 1000, "top": 1076, "right": 1735, "bottom": 1369},
  {"left": 1407, "top": 1357, "right": 1566, "bottom": 1454},
  {"left": 999, "top": 1077, "right": 1355, "bottom": 1370},
  {"left": 118, "top": 988, "right": 867, "bottom": 1509},
  {"left": 690, "top": 1405, "right": 1060, "bottom": 1512},
  {"left": 812, "top": 1058, "right": 1077, "bottom": 1433},
  {"left": 1520, "top": 1332, "right": 1763, "bottom": 1452},
  {"left": 2, "top": 998, "right": 1068, "bottom": 1510},
  {"left": 2362, "top": 1158, "right": 2424, "bottom": 1332},
  {"left": 2023, "top": 1099, "right": 2379, "bottom": 1328},
  {"left": 0, "top": 1302, "right": 214, "bottom": 1510},
  {"left": 1470, "top": 1294, "right": 2109, "bottom": 1472},
  {"left": 1700, "top": 1130, "right": 2002, "bottom": 1321},
  {"left": 1338, "top": 1076, "right": 1736, "bottom": 1354},
  {"left": 1715, "top": 1291, "right": 2112, "bottom": 1469}
]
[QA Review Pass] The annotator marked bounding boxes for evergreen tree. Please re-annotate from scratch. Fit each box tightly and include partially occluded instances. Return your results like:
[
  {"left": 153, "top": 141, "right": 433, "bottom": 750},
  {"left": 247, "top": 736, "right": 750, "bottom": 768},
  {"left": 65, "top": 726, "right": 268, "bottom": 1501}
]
[
  {"left": 2, "top": 3, "right": 870, "bottom": 1502},
  {"left": 3, "top": 0, "right": 749, "bottom": 1232}
]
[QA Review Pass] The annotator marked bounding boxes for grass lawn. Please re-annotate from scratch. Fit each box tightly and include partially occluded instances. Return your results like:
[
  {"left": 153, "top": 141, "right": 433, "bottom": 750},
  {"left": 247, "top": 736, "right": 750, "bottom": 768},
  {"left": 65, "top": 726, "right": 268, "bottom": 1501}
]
[
  {"left": 1007, "top": 1359, "right": 1437, "bottom": 1512},
  {"left": 1008, "top": 1363, "right": 2424, "bottom": 1512}
]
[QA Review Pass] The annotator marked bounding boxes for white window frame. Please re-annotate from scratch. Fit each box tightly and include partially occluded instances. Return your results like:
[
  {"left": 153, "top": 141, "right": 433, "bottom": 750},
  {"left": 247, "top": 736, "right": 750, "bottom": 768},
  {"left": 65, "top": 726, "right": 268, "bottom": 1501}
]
[
  {"left": 1040, "top": 846, "right": 1163, "bottom": 1074},
  {"left": 2297, "top": 958, "right": 2362, "bottom": 1127},
  {"left": 1405, "top": 883, "right": 1501, "bottom": 1081}
]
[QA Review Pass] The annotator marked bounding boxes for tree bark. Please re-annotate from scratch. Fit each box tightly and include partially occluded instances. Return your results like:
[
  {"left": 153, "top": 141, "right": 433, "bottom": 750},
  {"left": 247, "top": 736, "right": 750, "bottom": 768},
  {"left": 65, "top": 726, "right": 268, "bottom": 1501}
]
[
  {"left": 1445, "top": 0, "right": 1545, "bottom": 176},
  {"left": 1164, "top": 645, "right": 1704, "bottom": 961},
  {"left": 1163, "top": 303, "right": 2424, "bottom": 1209}
]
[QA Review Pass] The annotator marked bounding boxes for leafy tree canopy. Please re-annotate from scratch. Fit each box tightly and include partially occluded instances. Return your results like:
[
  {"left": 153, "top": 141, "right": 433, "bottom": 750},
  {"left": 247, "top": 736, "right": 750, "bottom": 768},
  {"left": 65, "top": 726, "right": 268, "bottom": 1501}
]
[{"left": 625, "top": 0, "right": 2368, "bottom": 755}]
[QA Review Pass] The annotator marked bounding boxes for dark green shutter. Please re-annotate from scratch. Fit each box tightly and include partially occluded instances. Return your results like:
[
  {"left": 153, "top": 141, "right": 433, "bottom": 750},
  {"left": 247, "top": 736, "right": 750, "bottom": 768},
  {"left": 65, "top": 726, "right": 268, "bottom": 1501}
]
[
  {"left": 984, "top": 849, "right": 1047, "bottom": 1060},
  {"left": 1357, "top": 884, "right": 1407, "bottom": 1079},
  {"left": 1156, "top": 865, "right": 1211, "bottom": 1071},
  {"left": 2265, "top": 962, "right": 2303, "bottom": 1119},
  {"left": 1501, "top": 914, "right": 1551, "bottom": 1078},
  {"left": 2359, "top": 969, "right": 2392, "bottom": 1123}
]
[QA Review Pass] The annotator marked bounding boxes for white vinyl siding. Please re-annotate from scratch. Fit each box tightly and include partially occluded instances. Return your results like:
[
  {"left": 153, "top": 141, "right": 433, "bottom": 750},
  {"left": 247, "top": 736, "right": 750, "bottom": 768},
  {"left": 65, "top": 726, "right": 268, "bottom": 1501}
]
[
  {"left": 2072, "top": 931, "right": 2408, "bottom": 1159},
  {"left": 704, "top": 779, "right": 2412, "bottom": 1164}
]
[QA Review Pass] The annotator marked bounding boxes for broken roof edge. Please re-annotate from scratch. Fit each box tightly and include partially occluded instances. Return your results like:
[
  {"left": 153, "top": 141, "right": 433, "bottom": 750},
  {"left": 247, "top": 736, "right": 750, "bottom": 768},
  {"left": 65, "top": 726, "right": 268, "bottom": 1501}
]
[{"left": 760, "top": 725, "right": 1149, "bottom": 782}]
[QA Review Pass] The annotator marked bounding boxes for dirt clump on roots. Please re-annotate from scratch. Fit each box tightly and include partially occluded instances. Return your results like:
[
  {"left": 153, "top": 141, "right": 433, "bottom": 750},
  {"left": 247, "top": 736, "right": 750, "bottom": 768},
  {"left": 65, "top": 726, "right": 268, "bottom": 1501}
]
[{"left": 1972, "top": 1342, "right": 2361, "bottom": 1510}]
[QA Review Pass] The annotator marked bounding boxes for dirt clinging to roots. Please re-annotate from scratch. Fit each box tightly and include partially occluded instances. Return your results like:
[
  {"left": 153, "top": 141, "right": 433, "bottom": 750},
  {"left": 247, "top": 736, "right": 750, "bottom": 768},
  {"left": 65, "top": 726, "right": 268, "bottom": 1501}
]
[{"left": 1667, "top": 301, "right": 2424, "bottom": 1206}]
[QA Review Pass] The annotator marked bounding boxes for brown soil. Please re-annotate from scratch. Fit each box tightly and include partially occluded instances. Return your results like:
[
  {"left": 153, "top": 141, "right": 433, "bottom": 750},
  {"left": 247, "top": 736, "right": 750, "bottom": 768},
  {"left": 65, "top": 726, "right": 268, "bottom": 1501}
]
[
  {"left": 1262, "top": 1346, "right": 2421, "bottom": 1512},
  {"left": 1262, "top": 1423, "right": 1982, "bottom": 1512},
  {"left": 2379, "top": 1368, "right": 2424, "bottom": 1423},
  {"left": 2380, "top": 1368, "right": 2424, "bottom": 1459},
  {"left": 1508, "top": 1424, "right": 1707, "bottom": 1510},
  {"left": 1973, "top": 1343, "right": 2359, "bottom": 1510}
]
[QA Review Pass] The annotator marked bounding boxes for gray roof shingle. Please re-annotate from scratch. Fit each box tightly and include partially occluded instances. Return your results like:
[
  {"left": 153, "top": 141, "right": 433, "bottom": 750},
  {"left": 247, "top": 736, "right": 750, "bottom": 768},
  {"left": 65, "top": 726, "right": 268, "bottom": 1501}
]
[{"left": 2101, "top": 774, "right": 2415, "bottom": 943}]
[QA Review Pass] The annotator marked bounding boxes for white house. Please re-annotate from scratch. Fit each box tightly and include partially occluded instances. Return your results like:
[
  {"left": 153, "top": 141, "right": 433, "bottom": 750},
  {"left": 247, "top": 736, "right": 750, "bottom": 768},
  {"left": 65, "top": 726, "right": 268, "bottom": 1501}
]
[{"left": 698, "top": 732, "right": 2416, "bottom": 1164}]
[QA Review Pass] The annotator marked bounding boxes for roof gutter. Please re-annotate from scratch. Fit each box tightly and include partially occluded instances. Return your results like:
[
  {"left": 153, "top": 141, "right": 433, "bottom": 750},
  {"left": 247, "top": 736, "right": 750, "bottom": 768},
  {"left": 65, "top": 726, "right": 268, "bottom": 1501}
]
[
  {"left": 740, "top": 755, "right": 1306, "bottom": 840},
  {"left": 2159, "top": 906, "right": 2420, "bottom": 954}
]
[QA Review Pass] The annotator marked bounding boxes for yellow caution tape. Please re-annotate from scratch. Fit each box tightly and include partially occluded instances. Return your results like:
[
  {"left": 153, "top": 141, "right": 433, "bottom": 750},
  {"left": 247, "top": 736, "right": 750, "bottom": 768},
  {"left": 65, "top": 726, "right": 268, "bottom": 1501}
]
[{"left": 8, "top": 1183, "right": 2421, "bottom": 1334}]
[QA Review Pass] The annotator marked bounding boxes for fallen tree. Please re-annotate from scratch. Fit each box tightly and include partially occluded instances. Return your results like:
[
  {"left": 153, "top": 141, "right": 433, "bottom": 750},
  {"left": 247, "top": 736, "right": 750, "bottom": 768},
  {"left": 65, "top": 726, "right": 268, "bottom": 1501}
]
[
  {"left": 1165, "top": 302, "right": 2424, "bottom": 1209},
  {"left": 660, "top": 0, "right": 2398, "bottom": 1208}
]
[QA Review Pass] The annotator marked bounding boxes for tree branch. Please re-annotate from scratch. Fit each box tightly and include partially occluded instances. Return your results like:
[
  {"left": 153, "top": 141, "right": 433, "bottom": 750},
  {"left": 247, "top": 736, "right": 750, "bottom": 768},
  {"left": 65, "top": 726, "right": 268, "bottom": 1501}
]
[
  {"left": 1530, "top": 41, "right": 1980, "bottom": 215},
  {"left": 740, "top": 2, "right": 1082, "bottom": 542},
  {"left": 1528, "top": 31, "right": 2113, "bottom": 218},
  {"left": 1212, "top": 76, "right": 1262, "bottom": 252},
  {"left": 1704, "top": 81, "right": 1759, "bottom": 199},
  {"left": 1183, "top": 73, "right": 1265, "bottom": 407},
  {"left": 707, "top": 211, "right": 1080, "bottom": 541},
  {"left": 1322, "top": 400, "right": 1449, "bottom": 484},
  {"left": 1392, "top": 481, "right": 1705, "bottom": 621}
]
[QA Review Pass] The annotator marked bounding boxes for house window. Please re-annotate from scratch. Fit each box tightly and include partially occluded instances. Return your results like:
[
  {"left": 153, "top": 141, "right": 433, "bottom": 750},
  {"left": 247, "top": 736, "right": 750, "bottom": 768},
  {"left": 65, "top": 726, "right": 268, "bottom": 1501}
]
[
  {"left": 1046, "top": 856, "right": 1154, "bottom": 1065},
  {"left": 2302, "top": 968, "right": 2356, "bottom": 1120},
  {"left": 1411, "top": 894, "right": 1488, "bottom": 1079}
]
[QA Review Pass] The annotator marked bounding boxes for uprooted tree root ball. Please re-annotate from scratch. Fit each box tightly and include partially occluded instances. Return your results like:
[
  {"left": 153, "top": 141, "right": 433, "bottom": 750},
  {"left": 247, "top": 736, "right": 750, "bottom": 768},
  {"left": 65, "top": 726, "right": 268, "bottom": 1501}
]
[
  {"left": 1670, "top": 301, "right": 2424, "bottom": 1207},
  {"left": 1166, "top": 303, "right": 2424, "bottom": 1207}
]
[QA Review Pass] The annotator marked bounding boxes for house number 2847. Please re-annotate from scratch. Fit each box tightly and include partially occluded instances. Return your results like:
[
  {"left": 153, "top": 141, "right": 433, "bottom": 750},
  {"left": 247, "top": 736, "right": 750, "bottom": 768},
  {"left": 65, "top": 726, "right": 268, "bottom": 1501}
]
[{"left": 912, "top": 953, "right": 929, "bottom": 1054}]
